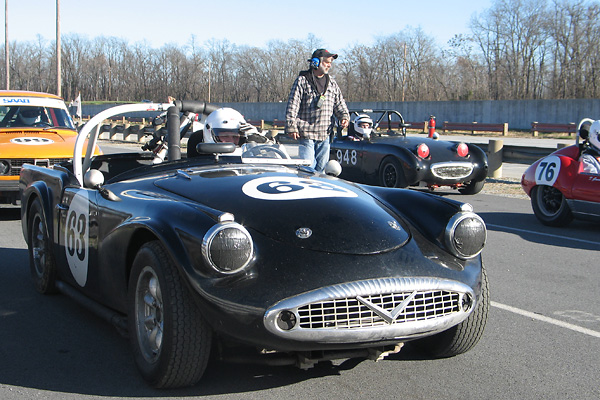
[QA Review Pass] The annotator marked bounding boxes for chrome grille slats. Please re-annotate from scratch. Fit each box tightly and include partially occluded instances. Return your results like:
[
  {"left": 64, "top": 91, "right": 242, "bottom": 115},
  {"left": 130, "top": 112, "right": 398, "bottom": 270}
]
[
  {"left": 430, "top": 162, "right": 474, "bottom": 179},
  {"left": 297, "top": 289, "right": 460, "bottom": 329},
  {"left": 4, "top": 158, "right": 70, "bottom": 176},
  {"left": 264, "top": 277, "right": 476, "bottom": 343}
]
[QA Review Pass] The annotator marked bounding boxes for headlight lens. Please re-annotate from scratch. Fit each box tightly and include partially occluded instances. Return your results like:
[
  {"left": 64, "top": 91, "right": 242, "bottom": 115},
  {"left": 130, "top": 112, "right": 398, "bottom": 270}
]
[
  {"left": 0, "top": 160, "right": 10, "bottom": 175},
  {"left": 202, "top": 222, "right": 253, "bottom": 274},
  {"left": 445, "top": 212, "right": 486, "bottom": 259},
  {"left": 456, "top": 142, "right": 469, "bottom": 157},
  {"left": 416, "top": 143, "right": 430, "bottom": 159}
]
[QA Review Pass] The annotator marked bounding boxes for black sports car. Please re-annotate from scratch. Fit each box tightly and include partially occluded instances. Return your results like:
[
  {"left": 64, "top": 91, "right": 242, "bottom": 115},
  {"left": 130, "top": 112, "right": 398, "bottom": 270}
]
[
  {"left": 20, "top": 101, "right": 489, "bottom": 389},
  {"left": 330, "top": 110, "right": 488, "bottom": 194}
]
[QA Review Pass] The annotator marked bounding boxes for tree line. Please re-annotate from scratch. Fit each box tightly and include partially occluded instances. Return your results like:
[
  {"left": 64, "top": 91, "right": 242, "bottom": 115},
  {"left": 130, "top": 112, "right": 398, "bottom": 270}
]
[{"left": 2, "top": 0, "right": 599, "bottom": 104}]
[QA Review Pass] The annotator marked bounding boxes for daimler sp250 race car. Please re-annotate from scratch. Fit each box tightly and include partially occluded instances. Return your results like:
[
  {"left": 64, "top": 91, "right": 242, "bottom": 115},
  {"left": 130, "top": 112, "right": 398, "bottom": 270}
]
[{"left": 20, "top": 101, "right": 489, "bottom": 388}]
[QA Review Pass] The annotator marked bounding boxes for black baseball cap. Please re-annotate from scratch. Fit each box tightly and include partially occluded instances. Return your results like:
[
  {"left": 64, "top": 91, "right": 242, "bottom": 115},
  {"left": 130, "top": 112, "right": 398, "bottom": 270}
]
[{"left": 311, "top": 49, "right": 338, "bottom": 59}]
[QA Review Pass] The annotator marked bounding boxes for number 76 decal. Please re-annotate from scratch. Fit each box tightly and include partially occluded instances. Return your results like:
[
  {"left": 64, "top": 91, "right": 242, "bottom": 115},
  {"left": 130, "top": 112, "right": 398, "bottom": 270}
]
[{"left": 534, "top": 155, "right": 561, "bottom": 186}]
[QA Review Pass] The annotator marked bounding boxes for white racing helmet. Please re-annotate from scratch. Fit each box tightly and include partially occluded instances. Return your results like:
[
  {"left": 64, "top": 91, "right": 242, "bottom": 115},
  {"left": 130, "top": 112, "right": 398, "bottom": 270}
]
[
  {"left": 203, "top": 107, "right": 248, "bottom": 145},
  {"left": 589, "top": 120, "right": 600, "bottom": 151},
  {"left": 18, "top": 107, "right": 43, "bottom": 125},
  {"left": 352, "top": 114, "right": 373, "bottom": 139}
]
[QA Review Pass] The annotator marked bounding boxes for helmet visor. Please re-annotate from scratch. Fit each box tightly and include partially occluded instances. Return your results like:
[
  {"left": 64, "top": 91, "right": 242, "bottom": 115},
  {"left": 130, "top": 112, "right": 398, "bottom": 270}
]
[
  {"left": 213, "top": 128, "right": 242, "bottom": 145},
  {"left": 21, "top": 108, "right": 42, "bottom": 118}
]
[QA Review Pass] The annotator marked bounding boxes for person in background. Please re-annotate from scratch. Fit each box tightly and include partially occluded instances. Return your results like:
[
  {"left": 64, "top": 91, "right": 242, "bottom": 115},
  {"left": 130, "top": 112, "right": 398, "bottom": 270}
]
[
  {"left": 581, "top": 120, "right": 600, "bottom": 174},
  {"left": 17, "top": 107, "right": 44, "bottom": 126},
  {"left": 347, "top": 113, "right": 373, "bottom": 141},
  {"left": 285, "top": 48, "right": 350, "bottom": 172}
]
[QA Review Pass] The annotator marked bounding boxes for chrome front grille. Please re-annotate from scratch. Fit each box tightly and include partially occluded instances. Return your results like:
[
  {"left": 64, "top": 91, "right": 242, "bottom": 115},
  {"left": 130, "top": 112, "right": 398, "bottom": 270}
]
[
  {"left": 2, "top": 158, "right": 70, "bottom": 176},
  {"left": 264, "top": 277, "right": 475, "bottom": 343},
  {"left": 431, "top": 162, "right": 474, "bottom": 179},
  {"left": 297, "top": 290, "right": 460, "bottom": 329}
]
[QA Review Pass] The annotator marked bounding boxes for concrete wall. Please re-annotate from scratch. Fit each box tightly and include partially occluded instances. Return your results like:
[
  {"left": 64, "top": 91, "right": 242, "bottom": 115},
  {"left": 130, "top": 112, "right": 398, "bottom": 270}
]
[{"left": 82, "top": 98, "right": 600, "bottom": 130}]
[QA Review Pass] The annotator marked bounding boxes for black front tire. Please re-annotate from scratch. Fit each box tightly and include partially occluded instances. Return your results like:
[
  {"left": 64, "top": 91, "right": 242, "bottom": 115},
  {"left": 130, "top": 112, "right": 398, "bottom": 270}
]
[
  {"left": 531, "top": 185, "right": 573, "bottom": 226},
  {"left": 379, "top": 157, "right": 408, "bottom": 188},
  {"left": 28, "top": 198, "right": 58, "bottom": 294},
  {"left": 412, "top": 265, "right": 489, "bottom": 357},
  {"left": 458, "top": 179, "right": 485, "bottom": 195},
  {"left": 128, "top": 241, "right": 212, "bottom": 388}
]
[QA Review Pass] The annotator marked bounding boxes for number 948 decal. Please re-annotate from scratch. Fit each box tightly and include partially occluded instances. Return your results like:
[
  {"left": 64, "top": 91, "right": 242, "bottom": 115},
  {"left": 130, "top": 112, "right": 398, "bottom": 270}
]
[
  {"left": 534, "top": 155, "right": 561, "bottom": 186},
  {"left": 336, "top": 149, "right": 357, "bottom": 166}
]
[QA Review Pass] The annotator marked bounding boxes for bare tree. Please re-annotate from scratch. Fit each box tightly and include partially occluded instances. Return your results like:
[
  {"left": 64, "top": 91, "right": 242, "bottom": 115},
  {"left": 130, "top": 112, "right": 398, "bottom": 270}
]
[{"left": 3, "top": 2, "right": 599, "bottom": 105}]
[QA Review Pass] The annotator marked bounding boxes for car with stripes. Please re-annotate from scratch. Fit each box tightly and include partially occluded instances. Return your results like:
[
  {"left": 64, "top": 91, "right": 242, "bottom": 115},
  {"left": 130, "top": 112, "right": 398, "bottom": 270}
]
[
  {"left": 20, "top": 100, "right": 489, "bottom": 388},
  {"left": 0, "top": 90, "right": 100, "bottom": 204}
]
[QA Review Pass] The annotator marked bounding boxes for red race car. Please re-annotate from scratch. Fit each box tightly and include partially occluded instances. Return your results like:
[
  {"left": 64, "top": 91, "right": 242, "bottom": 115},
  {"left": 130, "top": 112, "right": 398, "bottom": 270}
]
[{"left": 521, "top": 118, "right": 600, "bottom": 226}]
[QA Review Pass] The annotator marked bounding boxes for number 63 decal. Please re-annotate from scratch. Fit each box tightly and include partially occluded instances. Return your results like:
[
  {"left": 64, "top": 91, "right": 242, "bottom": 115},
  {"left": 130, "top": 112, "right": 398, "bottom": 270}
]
[
  {"left": 64, "top": 190, "right": 90, "bottom": 287},
  {"left": 534, "top": 155, "right": 561, "bottom": 186}
]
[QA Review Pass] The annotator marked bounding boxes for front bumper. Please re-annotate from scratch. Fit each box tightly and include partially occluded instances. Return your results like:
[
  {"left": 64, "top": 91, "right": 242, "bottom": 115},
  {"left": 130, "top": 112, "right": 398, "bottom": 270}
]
[{"left": 0, "top": 178, "right": 19, "bottom": 204}]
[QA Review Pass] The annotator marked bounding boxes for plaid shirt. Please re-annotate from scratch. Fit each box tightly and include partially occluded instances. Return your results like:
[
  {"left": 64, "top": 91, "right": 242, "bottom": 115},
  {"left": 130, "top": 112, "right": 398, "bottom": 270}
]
[{"left": 285, "top": 71, "right": 349, "bottom": 141}]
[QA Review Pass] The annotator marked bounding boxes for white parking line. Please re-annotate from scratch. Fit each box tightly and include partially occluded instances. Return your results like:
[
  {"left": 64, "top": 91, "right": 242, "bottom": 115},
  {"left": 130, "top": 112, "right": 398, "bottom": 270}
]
[
  {"left": 492, "top": 301, "right": 600, "bottom": 338},
  {"left": 486, "top": 224, "right": 600, "bottom": 247}
]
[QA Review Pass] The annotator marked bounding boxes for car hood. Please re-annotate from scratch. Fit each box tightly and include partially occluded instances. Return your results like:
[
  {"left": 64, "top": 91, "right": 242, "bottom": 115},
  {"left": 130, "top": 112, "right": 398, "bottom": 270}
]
[
  {"left": 0, "top": 128, "right": 79, "bottom": 158},
  {"left": 154, "top": 166, "right": 410, "bottom": 255},
  {"left": 373, "top": 136, "right": 467, "bottom": 155}
]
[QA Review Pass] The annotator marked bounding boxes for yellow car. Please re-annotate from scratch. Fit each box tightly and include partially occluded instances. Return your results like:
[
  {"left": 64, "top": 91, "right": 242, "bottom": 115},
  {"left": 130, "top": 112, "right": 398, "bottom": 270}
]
[{"left": 0, "top": 90, "right": 101, "bottom": 204}]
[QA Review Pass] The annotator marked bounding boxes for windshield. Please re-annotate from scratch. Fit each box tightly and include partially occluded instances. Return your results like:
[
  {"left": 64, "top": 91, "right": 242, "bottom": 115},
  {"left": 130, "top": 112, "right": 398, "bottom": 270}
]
[
  {"left": 0, "top": 105, "right": 75, "bottom": 129},
  {"left": 239, "top": 143, "right": 311, "bottom": 166}
]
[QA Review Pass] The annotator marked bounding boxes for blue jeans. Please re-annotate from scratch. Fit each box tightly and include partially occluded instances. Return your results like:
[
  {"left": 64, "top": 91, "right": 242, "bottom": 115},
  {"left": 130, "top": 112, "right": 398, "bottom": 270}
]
[{"left": 298, "top": 139, "right": 330, "bottom": 172}]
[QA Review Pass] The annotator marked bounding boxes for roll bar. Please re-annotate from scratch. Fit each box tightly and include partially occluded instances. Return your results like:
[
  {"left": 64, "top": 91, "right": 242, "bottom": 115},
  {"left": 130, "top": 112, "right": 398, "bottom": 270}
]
[{"left": 74, "top": 100, "right": 219, "bottom": 186}]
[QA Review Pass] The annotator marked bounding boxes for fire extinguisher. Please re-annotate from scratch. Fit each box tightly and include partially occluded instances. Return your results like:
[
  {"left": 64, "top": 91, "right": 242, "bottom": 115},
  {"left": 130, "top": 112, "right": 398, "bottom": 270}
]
[{"left": 428, "top": 115, "right": 436, "bottom": 138}]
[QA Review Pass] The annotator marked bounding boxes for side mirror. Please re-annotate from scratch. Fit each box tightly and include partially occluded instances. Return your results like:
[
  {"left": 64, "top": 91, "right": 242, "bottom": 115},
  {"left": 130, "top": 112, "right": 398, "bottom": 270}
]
[
  {"left": 84, "top": 169, "right": 121, "bottom": 201},
  {"left": 84, "top": 169, "right": 104, "bottom": 189},
  {"left": 324, "top": 160, "right": 342, "bottom": 177}
]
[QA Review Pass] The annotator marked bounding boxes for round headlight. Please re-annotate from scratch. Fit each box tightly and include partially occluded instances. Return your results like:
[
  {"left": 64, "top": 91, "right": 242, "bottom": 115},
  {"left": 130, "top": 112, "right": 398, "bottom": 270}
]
[
  {"left": 202, "top": 223, "right": 253, "bottom": 274},
  {"left": 0, "top": 160, "right": 10, "bottom": 175},
  {"left": 416, "top": 143, "right": 430, "bottom": 159},
  {"left": 445, "top": 212, "right": 486, "bottom": 259},
  {"left": 456, "top": 143, "right": 469, "bottom": 157}
]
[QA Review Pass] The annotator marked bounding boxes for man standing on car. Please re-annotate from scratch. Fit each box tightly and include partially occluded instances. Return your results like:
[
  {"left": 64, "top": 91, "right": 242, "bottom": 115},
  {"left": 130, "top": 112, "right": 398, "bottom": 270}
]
[{"left": 285, "top": 49, "right": 350, "bottom": 172}]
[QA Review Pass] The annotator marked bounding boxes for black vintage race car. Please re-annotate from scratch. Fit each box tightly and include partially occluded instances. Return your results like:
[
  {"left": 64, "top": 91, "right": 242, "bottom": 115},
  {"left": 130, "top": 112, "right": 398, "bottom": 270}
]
[
  {"left": 20, "top": 101, "right": 489, "bottom": 389},
  {"left": 330, "top": 110, "right": 488, "bottom": 194}
]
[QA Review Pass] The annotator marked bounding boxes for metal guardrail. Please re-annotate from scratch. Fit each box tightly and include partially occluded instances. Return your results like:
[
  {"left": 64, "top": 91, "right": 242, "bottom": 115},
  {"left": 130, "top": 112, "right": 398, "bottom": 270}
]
[
  {"left": 468, "top": 142, "right": 560, "bottom": 164},
  {"left": 96, "top": 124, "right": 563, "bottom": 169}
]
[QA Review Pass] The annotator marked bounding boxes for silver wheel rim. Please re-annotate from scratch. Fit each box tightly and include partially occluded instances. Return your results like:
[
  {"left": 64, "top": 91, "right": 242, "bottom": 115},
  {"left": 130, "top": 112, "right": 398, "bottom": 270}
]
[{"left": 134, "top": 266, "right": 164, "bottom": 363}]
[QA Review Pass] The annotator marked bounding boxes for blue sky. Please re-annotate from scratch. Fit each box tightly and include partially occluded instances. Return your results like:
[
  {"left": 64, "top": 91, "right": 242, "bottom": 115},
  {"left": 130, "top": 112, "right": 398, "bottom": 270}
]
[{"left": 2, "top": 0, "right": 492, "bottom": 51}]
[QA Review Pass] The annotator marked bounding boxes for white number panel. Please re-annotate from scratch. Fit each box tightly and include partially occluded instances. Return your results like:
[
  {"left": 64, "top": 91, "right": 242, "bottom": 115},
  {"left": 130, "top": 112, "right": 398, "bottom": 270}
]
[
  {"left": 534, "top": 155, "right": 561, "bottom": 186},
  {"left": 242, "top": 177, "right": 358, "bottom": 200},
  {"left": 64, "top": 190, "right": 90, "bottom": 287}
]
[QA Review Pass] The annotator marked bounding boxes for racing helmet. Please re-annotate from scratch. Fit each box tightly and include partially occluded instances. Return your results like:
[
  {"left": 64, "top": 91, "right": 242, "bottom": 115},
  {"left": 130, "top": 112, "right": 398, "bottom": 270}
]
[
  {"left": 589, "top": 120, "right": 600, "bottom": 151},
  {"left": 352, "top": 114, "right": 373, "bottom": 139},
  {"left": 18, "top": 107, "right": 42, "bottom": 125},
  {"left": 203, "top": 107, "right": 247, "bottom": 145}
]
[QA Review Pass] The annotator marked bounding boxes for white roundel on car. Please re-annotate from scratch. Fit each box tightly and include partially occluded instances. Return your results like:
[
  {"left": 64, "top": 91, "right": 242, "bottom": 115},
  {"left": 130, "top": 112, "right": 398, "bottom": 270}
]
[
  {"left": 64, "top": 190, "right": 89, "bottom": 286},
  {"left": 10, "top": 137, "right": 54, "bottom": 145},
  {"left": 534, "top": 155, "right": 561, "bottom": 186},
  {"left": 242, "top": 177, "right": 358, "bottom": 200}
]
